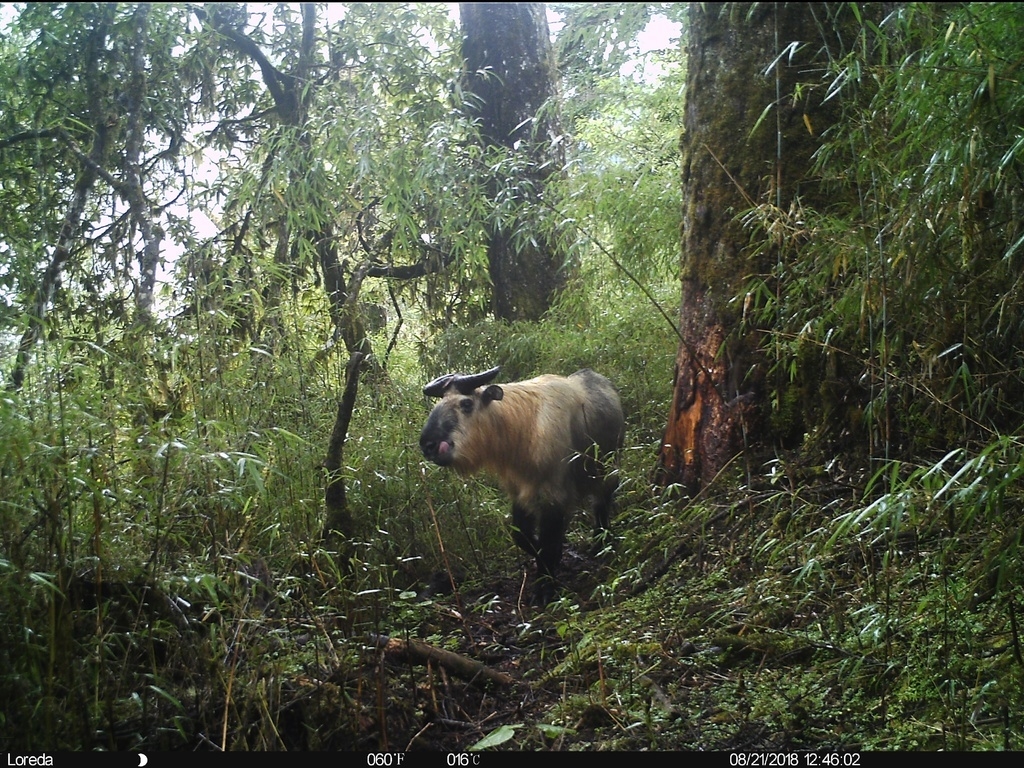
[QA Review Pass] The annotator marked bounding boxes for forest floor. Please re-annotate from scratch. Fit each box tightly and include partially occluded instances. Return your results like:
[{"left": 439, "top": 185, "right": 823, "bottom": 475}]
[
  {"left": 306, "top": 489, "right": 877, "bottom": 753},
  {"left": 56, "top": 456, "right": 1018, "bottom": 752},
  {"left": 324, "top": 550, "right": 673, "bottom": 752},
  {"left": 324, "top": 538, "right": 849, "bottom": 753},
  {"left": 296, "top": 456, "right": 1020, "bottom": 753}
]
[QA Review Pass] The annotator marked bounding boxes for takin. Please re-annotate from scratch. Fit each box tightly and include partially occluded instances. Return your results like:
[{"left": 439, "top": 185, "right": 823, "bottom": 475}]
[{"left": 419, "top": 366, "right": 624, "bottom": 603}]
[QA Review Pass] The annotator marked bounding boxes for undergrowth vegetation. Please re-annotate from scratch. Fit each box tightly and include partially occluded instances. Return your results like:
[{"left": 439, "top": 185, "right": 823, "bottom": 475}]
[
  {"left": 0, "top": 255, "right": 681, "bottom": 749},
  {"left": 2, "top": 1, "right": 1024, "bottom": 752}
]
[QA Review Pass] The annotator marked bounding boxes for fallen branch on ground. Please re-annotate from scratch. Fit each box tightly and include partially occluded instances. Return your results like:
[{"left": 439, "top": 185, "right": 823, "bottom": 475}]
[{"left": 368, "top": 634, "right": 514, "bottom": 688}]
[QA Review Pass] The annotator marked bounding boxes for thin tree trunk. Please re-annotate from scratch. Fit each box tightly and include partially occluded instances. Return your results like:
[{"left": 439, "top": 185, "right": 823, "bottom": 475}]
[
  {"left": 323, "top": 350, "right": 364, "bottom": 549},
  {"left": 124, "top": 3, "right": 162, "bottom": 325},
  {"left": 202, "top": 4, "right": 375, "bottom": 546},
  {"left": 7, "top": 7, "right": 116, "bottom": 391}
]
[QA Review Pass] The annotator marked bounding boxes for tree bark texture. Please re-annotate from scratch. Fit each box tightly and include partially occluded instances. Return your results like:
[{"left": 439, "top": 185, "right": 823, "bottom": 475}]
[
  {"left": 657, "top": 3, "right": 845, "bottom": 491},
  {"left": 124, "top": 3, "right": 163, "bottom": 325},
  {"left": 460, "top": 2, "right": 566, "bottom": 321}
]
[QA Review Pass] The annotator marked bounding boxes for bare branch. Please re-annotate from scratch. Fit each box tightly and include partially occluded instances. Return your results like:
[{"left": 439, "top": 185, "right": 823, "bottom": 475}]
[{"left": 193, "top": 4, "right": 300, "bottom": 121}]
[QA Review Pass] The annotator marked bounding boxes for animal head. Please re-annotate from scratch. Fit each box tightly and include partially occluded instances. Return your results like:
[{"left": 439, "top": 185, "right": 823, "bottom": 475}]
[{"left": 419, "top": 366, "right": 503, "bottom": 470}]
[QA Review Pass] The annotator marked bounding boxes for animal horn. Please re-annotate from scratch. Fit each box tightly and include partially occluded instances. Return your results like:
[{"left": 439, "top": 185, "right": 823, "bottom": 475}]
[
  {"left": 453, "top": 366, "right": 501, "bottom": 394},
  {"left": 422, "top": 373, "right": 458, "bottom": 397},
  {"left": 422, "top": 366, "right": 501, "bottom": 397}
]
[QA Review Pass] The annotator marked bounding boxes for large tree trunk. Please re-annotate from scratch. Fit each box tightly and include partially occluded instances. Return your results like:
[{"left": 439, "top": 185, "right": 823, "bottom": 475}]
[
  {"left": 460, "top": 2, "right": 566, "bottom": 322},
  {"left": 657, "top": 3, "right": 845, "bottom": 492}
]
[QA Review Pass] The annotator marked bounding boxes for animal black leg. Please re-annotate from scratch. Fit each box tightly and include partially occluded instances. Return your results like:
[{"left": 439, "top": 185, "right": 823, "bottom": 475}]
[
  {"left": 511, "top": 503, "right": 540, "bottom": 559},
  {"left": 592, "top": 475, "right": 619, "bottom": 533},
  {"left": 531, "top": 505, "right": 567, "bottom": 604}
]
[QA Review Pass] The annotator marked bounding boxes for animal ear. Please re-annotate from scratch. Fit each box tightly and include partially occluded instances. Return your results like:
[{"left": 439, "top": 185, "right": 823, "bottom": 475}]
[{"left": 481, "top": 384, "right": 504, "bottom": 404}]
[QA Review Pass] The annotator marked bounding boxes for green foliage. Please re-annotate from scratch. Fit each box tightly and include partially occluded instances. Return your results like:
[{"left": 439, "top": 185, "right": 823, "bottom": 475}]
[
  {"left": 553, "top": 3, "right": 686, "bottom": 94},
  {"left": 744, "top": 2, "right": 1024, "bottom": 455},
  {"left": 467, "top": 723, "right": 520, "bottom": 750},
  {"left": 552, "top": 3, "right": 684, "bottom": 287},
  {"left": 0, "top": 2, "right": 678, "bottom": 750},
  {"left": 0, "top": 3, "right": 196, "bottom": 330},
  {"left": 419, "top": 266, "right": 677, "bottom": 447},
  {"left": 738, "top": 432, "right": 1024, "bottom": 750},
  {"left": 5, "top": 0, "right": 1023, "bottom": 753},
  {"left": 528, "top": 435, "right": 1023, "bottom": 750}
]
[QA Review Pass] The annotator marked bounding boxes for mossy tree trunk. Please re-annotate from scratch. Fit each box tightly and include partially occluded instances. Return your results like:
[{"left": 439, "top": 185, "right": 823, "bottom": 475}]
[
  {"left": 460, "top": 2, "right": 566, "bottom": 322},
  {"left": 657, "top": 3, "right": 846, "bottom": 492}
]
